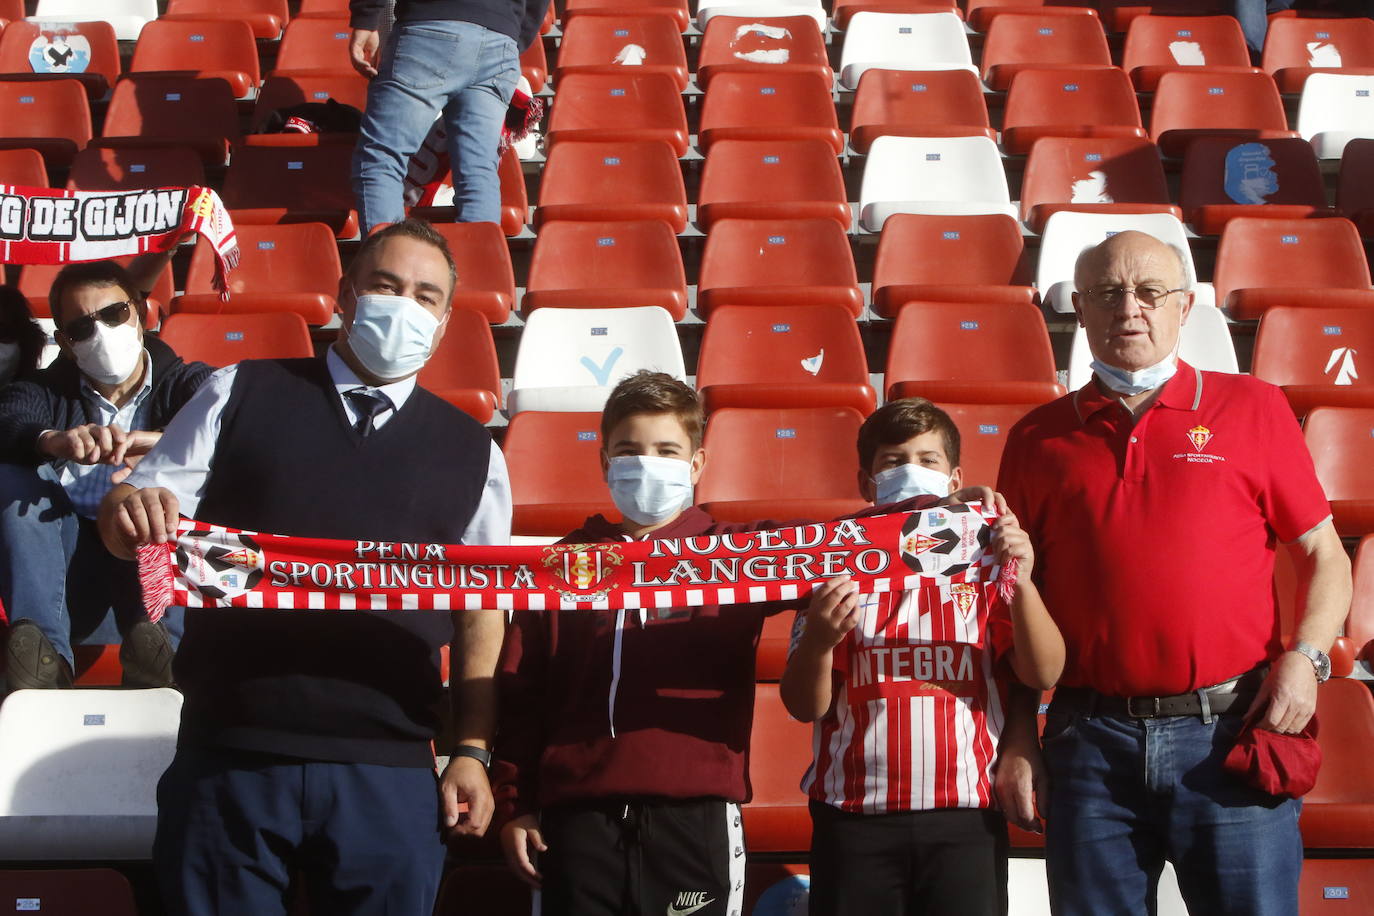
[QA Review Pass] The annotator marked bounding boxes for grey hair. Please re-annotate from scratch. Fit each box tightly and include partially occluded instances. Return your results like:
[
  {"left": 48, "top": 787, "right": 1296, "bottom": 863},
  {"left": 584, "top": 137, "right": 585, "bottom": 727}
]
[{"left": 1073, "top": 234, "right": 1194, "bottom": 292}]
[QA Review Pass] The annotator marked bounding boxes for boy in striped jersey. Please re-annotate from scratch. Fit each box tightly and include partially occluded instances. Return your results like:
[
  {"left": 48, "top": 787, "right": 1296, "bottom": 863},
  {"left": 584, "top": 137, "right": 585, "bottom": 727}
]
[{"left": 781, "top": 398, "right": 1064, "bottom": 916}]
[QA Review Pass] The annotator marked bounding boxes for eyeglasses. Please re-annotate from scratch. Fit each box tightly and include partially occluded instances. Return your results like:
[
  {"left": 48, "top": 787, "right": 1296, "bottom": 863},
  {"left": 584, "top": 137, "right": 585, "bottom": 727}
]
[
  {"left": 61, "top": 301, "right": 133, "bottom": 342},
  {"left": 1081, "top": 286, "right": 1186, "bottom": 309}
]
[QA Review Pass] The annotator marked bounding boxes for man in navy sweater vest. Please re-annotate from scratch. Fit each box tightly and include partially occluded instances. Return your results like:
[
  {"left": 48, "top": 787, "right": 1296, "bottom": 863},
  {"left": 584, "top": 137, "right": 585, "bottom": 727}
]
[{"left": 99, "top": 220, "right": 512, "bottom": 915}]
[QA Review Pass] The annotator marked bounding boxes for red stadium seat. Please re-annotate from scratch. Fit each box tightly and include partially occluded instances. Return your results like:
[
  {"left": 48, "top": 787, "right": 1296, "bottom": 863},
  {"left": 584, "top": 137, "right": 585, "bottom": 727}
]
[
  {"left": 429, "top": 221, "right": 516, "bottom": 323},
  {"left": 128, "top": 19, "right": 260, "bottom": 99},
  {"left": 523, "top": 219, "right": 687, "bottom": 319},
  {"left": 0, "top": 79, "right": 91, "bottom": 168},
  {"left": 222, "top": 143, "right": 359, "bottom": 239},
  {"left": 979, "top": 11, "right": 1111, "bottom": 91},
  {"left": 743, "top": 683, "right": 814, "bottom": 853},
  {"left": 297, "top": 0, "right": 350, "bottom": 16},
  {"left": 273, "top": 17, "right": 357, "bottom": 75},
  {"left": 697, "top": 407, "right": 868, "bottom": 522},
  {"left": 416, "top": 309, "right": 502, "bottom": 423},
  {"left": 1149, "top": 70, "right": 1297, "bottom": 158},
  {"left": 696, "top": 15, "right": 831, "bottom": 89},
  {"left": 402, "top": 146, "right": 529, "bottom": 236},
  {"left": 1262, "top": 16, "right": 1374, "bottom": 94},
  {"left": 173, "top": 222, "right": 342, "bottom": 325},
  {"left": 939, "top": 402, "right": 1039, "bottom": 486},
  {"left": 1000, "top": 66, "right": 1147, "bottom": 156},
  {"left": 1337, "top": 137, "right": 1374, "bottom": 238},
  {"left": 755, "top": 611, "right": 797, "bottom": 681},
  {"left": 1251, "top": 307, "right": 1374, "bottom": 416},
  {"left": 19, "top": 258, "right": 174, "bottom": 322},
  {"left": 563, "top": 0, "right": 690, "bottom": 31},
  {"left": 1351, "top": 535, "right": 1374, "bottom": 663},
  {"left": 0, "top": 148, "right": 48, "bottom": 188},
  {"left": 544, "top": 72, "right": 689, "bottom": 155},
  {"left": 849, "top": 68, "right": 994, "bottom": 155},
  {"left": 872, "top": 213, "right": 1035, "bottom": 316},
  {"left": 1297, "top": 859, "right": 1374, "bottom": 913},
  {"left": 157, "top": 312, "right": 314, "bottom": 366},
  {"left": 96, "top": 76, "right": 240, "bottom": 166},
  {"left": 1179, "top": 136, "right": 1331, "bottom": 235},
  {"left": 697, "top": 138, "right": 850, "bottom": 231},
  {"left": 0, "top": 20, "right": 120, "bottom": 99},
  {"left": 1213, "top": 217, "right": 1374, "bottom": 321},
  {"left": 66, "top": 146, "right": 206, "bottom": 191},
  {"left": 163, "top": 0, "right": 289, "bottom": 39},
  {"left": 966, "top": 0, "right": 1096, "bottom": 33},
  {"left": 1019, "top": 136, "right": 1179, "bottom": 234},
  {"left": 520, "top": 33, "right": 547, "bottom": 93},
  {"left": 503, "top": 411, "right": 617, "bottom": 536},
  {"left": 699, "top": 70, "right": 842, "bottom": 155},
  {"left": 0, "top": 869, "right": 138, "bottom": 916},
  {"left": 251, "top": 74, "right": 369, "bottom": 135},
  {"left": 534, "top": 139, "right": 688, "bottom": 233},
  {"left": 697, "top": 218, "right": 863, "bottom": 316},
  {"left": 1304, "top": 406, "right": 1374, "bottom": 538},
  {"left": 1121, "top": 14, "right": 1252, "bottom": 92},
  {"left": 555, "top": 14, "right": 689, "bottom": 89},
  {"left": 697, "top": 304, "right": 876, "bottom": 414},
  {"left": 886, "top": 301, "right": 1064, "bottom": 404},
  {"left": 832, "top": 0, "right": 957, "bottom": 30},
  {"left": 0, "top": 0, "right": 20, "bottom": 25},
  {"left": 1300, "top": 677, "right": 1374, "bottom": 847}
]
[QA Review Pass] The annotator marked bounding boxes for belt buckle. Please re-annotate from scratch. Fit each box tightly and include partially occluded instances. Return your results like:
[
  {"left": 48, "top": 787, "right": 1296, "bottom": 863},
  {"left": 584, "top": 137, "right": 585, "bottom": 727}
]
[{"left": 1126, "top": 696, "right": 1161, "bottom": 718}]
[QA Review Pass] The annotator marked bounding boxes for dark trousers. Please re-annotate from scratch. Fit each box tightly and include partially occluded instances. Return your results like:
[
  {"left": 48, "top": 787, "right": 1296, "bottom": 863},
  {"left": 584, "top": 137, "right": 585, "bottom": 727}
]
[
  {"left": 807, "top": 801, "right": 1008, "bottom": 916},
  {"left": 153, "top": 747, "right": 447, "bottom": 916},
  {"left": 539, "top": 798, "right": 744, "bottom": 916}
]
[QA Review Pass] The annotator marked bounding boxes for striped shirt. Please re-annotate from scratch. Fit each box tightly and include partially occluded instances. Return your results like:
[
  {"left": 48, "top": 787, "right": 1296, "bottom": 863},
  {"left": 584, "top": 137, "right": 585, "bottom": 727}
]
[
  {"left": 791, "top": 579, "right": 1012, "bottom": 814},
  {"left": 56, "top": 351, "right": 153, "bottom": 519}
]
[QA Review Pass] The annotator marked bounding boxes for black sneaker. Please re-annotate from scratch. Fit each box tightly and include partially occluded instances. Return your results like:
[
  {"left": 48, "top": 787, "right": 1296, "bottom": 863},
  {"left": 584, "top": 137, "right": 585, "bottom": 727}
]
[
  {"left": 119, "top": 619, "right": 175, "bottom": 688},
  {"left": 5, "top": 619, "right": 74, "bottom": 691}
]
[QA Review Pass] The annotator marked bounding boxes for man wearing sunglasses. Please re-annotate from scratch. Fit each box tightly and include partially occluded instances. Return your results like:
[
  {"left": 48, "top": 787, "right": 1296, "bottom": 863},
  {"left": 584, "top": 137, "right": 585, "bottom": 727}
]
[
  {"left": 992, "top": 231, "right": 1351, "bottom": 915},
  {"left": 0, "top": 260, "right": 214, "bottom": 692}
]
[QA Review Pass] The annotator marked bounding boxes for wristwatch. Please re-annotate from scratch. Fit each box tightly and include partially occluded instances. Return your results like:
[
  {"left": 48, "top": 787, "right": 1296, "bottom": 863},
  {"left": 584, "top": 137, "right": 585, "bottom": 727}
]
[
  {"left": 450, "top": 744, "right": 493, "bottom": 769},
  {"left": 1291, "top": 642, "right": 1332, "bottom": 683}
]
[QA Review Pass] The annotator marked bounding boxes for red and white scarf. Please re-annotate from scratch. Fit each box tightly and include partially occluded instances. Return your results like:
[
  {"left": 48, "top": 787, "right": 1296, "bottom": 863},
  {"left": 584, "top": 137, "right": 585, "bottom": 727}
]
[
  {"left": 138, "top": 505, "right": 1017, "bottom": 621},
  {"left": 0, "top": 184, "right": 239, "bottom": 297}
]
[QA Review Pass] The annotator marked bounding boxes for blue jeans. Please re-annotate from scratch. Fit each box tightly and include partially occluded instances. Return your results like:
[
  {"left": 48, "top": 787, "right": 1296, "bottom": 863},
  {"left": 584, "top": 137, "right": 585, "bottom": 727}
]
[
  {"left": 154, "top": 747, "right": 447, "bottom": 916},
  {"left": 1043, "top": 709, "right": 1301, "bottom": 916},
  {"left": 0, "top": 462, "right": 183, "bottom": 668},
  {"left": 352, "top": 19, "right": 520, "bottom": 232},
  {"left": 1234, "top": 0, "right": 1297, "bottom": 55}
]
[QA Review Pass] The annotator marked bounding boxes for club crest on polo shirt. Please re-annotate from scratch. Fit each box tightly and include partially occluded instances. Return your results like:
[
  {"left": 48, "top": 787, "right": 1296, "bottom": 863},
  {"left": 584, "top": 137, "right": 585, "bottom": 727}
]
[
  {"left": 542, "top": 542, "right": 624, "bottom": 602},
  {"left": 177, "top": 529, "right": 266, "bottom": 600},
  {"left": 1173, "top": 424, "right": 1227, "bottom": 464}
]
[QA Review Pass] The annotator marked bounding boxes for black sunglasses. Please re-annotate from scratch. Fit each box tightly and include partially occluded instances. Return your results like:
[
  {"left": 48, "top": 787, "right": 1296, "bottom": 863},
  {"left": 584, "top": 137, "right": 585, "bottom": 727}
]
[{"left": 61, "top": 301, "right": 134, "bottom": 342}]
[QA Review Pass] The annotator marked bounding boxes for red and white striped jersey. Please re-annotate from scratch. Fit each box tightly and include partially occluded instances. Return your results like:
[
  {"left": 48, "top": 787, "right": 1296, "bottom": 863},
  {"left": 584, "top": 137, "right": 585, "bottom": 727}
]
[{"left": 791, "top": 578, "right": 1012, "bottom": 814}]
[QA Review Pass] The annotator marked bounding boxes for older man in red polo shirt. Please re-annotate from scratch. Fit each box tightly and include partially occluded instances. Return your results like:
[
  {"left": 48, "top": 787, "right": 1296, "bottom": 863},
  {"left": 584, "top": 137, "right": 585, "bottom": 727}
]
[{"left": 994, "top": 231, "right": 1351, "bottom": 916}]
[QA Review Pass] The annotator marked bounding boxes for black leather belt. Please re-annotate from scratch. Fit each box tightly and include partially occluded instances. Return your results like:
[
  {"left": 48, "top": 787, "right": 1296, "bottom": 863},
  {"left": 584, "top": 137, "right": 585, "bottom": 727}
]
[{"left": 1050, "top": 667, "right": 1268, "bottom": 719}]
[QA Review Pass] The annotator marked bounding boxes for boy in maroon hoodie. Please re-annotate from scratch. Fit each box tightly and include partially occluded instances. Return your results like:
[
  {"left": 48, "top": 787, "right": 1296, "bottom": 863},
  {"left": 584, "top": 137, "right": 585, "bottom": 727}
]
[{"left": 495, "top": 371, "right": 766, "bottom": 916}]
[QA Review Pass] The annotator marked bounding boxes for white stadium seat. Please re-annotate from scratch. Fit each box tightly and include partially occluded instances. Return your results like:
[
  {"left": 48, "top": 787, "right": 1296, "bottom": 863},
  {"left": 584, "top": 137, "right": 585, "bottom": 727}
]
[
  {"left": 1297, "top": 72, "right": 1374, "bottom": 160},
  {"left": 32, "top": 0, "right": 158, "bottom": 41},
  {"left": 1036, "top": 210, "right": 1201, "bottom": 315},
  {"left": 838, "top": 11, "right": 977, "bottom": 90},
  {"left": 508, "top": 306, "right": 687, "bottom": 414},
  {"left": 858, "top": 135, "right": 1017, "bottom": 232},
  {"left": 696, "top": 0, "right": 827, "bottom": 32}
]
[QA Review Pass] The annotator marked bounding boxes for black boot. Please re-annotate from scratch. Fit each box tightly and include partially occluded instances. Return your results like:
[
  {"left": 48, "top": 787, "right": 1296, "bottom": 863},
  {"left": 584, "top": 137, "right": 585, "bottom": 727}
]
[
  {"left": 5, "top": 619, "right": 74, "bottom": 691},
  {"left": 119, "top": 619, "right": 175, "bottom": 688}
]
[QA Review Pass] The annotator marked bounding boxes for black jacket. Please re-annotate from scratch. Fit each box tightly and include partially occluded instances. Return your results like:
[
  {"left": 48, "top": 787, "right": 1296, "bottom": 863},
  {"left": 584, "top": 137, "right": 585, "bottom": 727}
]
[
  {"left": 0, "top": 336, "right": 214, "bottom": 466},
  {"left": 350, "top": 0, "right": 550, "bottom": 52}
]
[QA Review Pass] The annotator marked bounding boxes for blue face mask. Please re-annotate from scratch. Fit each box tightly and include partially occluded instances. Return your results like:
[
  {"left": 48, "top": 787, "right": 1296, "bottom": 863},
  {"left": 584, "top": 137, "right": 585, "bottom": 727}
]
[
  {"left": 872, "top": 462, "right": 952, "bottom": 504},
  {"left": 607, "top": 455, "right": 694, "bottom": 527},
  {"left": 1089, "top": 352, "right": 1178, "bottom": 397},
  {"left": 347, "top": 292, "right": 440, "bottom": 381}
]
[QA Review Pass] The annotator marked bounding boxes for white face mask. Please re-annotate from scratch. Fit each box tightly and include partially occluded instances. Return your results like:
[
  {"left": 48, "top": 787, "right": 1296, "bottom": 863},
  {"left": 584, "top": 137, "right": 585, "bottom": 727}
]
[
  {"left": 872, "top": 462, "right": 952, "bottom": 504},
  {"left": 1090, "top": 351, "right": 1179, "bottom": 397},
  {"left": 72, "top": 322, "right": 143, "bottom": 386},
  {"left": 0, "top": 341, "right": 20, "bottom": 385},
  {"left": 347, "top": 292, "right": 440, "bottom": 381},
  {"left": 607, "top": 455, "right": 694, "bottom": 527}
]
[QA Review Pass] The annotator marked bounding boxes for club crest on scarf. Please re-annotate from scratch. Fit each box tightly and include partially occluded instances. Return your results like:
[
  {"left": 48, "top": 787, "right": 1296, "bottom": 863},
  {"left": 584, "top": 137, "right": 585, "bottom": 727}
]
[
  {"left": 898, "top": 505, "right": 992, "bottom": 578},
  {"left": 542, "top": 543, "right": 625, "bottom": 602},
  {"left": 177, "top": 529, "right": 266, "bottom": 601}
]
